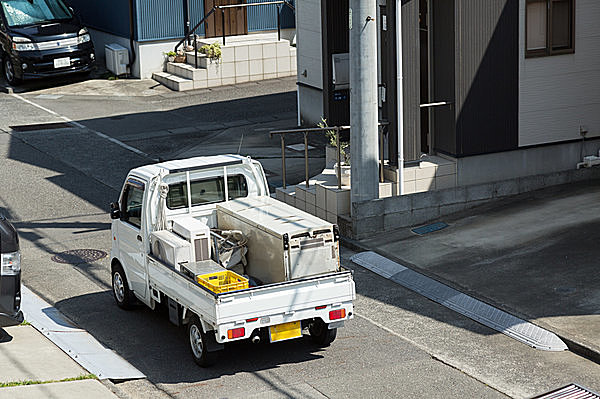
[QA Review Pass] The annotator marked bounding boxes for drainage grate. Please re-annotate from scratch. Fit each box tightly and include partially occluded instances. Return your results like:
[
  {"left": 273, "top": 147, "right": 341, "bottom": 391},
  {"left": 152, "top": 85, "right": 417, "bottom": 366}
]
[
  {"left": 532, "top": 383, "right": 600, "bottom": 399},
  {"left": 10, "top": 122, "right": 73, "bottom": 132},
  {"left": 412, "top": 222, "right": 449, "bottom": 235},
  {"left": 350, "top": 251, "right": 568, "bottom": 351},
  {"left": 51, "top": 249, "right": 107, "bottom": 264}
]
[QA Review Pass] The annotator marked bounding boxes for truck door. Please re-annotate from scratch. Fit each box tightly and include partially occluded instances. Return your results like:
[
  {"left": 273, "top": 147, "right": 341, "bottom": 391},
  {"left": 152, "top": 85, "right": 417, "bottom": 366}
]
[{"left": 117, "top": 178, "right": 148, "bottom": 300}]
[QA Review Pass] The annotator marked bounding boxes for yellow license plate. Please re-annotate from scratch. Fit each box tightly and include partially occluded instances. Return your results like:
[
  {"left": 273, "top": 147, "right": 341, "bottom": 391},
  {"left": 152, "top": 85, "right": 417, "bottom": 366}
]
[{"left": 269, "top": 321, "right": 302, "bottom": 343}]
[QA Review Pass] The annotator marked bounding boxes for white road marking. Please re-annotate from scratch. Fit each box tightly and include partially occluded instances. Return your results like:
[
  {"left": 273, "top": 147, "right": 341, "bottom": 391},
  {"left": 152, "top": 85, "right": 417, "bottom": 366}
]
[{"left": 11, "top": 93, "right": 158, "bottom": 161}]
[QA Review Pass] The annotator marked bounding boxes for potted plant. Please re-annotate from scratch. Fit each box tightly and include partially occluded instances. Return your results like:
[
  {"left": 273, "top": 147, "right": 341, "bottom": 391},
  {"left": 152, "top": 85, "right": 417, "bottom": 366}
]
[
  {"left": 165, "top": 51, "right": 176, "bottom": 63},
  {"left": 318, "top": 117, "right": 350, "bottom": 185},
  {"left": 200, "top": 42, "right": 222, "bottom": 62},
  {"left": 174, "top": 49, "right": 187, "bottom": 63}
]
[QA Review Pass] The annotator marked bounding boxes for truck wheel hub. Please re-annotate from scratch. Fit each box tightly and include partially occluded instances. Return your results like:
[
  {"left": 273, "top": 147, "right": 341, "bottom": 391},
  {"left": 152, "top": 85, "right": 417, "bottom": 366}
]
[
  {"left": 189, "top": 324, "right": 203, "bottom": 357},
  {"left": 113, "top": 272, "right": 125, "bottom": 302}
]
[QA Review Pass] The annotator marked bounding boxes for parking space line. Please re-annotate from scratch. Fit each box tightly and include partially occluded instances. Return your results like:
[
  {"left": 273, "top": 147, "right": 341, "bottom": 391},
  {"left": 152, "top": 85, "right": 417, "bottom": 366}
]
[{"left": 10, "top": 93, "right": 158, "bottom": 161}]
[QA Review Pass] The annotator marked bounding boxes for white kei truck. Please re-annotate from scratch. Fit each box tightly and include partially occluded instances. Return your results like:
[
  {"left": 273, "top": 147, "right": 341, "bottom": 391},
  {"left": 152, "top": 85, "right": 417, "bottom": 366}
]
[{"left": 109, "top": 155, "right": 355, "bottom": 366}]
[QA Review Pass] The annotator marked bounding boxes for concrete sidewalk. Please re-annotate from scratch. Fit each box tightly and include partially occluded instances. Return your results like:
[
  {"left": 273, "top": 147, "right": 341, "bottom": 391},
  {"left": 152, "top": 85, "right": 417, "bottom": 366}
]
[
  {"left": 0, "top": 325, "right": 117, "bottom": 398},
  {"left": 354, "top": 178, "right": 600, "bottom": 362}
]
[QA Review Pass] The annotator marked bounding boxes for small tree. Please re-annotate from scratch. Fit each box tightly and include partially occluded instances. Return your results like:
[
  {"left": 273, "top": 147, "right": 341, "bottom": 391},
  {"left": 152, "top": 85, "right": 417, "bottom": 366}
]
[{"left": 318, "top": 117, "right": 349, "bottom": 164}]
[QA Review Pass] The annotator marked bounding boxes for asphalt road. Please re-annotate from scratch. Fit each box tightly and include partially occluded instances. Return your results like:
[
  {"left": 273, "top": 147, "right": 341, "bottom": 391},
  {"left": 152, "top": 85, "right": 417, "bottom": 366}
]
[{"left": 1, "top": 76, "right": 596, "bottom": 398}]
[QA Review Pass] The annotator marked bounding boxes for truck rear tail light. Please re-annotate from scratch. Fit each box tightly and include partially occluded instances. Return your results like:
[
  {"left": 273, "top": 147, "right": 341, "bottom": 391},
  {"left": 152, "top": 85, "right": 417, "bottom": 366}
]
[
  {"left": 227, "top": 327, "right": 245, "bottom": 339},
  {"left": 329, "top": 309, "right": 346, "bottom": 321},
  {"left": 246, "top": 317, "right": 258, "bottom": 322},
  {"left": 315, "top": 305, "right": 327, "bottom": 310}
]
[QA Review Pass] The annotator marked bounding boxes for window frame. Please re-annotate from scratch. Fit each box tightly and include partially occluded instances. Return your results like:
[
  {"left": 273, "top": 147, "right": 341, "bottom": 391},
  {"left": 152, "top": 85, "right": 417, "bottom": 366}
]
[
  {"left": 120, "top": 183, "right": 145, "bottom": 229},
  {"left": 165, "top": 174, "right": 249, "bottom": 210},
  {"left": 525, "top": 0, "right": 575, "bottom": 58}
]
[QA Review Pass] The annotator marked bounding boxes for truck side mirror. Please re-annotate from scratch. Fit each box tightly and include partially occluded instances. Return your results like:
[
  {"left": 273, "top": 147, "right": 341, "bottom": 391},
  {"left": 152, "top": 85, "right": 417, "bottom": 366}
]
[{"left": 110, "top": 202, "right": 121, "bottom": 219}]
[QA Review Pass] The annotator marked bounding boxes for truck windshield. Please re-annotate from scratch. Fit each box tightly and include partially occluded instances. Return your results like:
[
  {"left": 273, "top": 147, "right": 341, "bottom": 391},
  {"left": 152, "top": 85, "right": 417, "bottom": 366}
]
[
  {"left": 1, "top": 0, "right": 72, "bottom": 27},
  {"left": 167, "top": 175, "right": 248, "bottom": 210}
]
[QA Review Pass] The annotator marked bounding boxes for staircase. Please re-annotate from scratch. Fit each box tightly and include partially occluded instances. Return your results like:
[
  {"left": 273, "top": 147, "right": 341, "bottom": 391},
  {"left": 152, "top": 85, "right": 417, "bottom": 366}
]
[{"left": 153, "top": 33, "right": 297, "bottom": 91}]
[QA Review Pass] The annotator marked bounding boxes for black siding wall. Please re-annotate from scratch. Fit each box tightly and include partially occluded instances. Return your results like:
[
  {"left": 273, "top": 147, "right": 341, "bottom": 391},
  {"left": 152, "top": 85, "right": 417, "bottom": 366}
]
[
  {"left": 387, "top": 0, "right": 421, "bottom": 164},
  {"left": 401, "top": 0, "right": 421, "bottom": 162},
  {"left": 432, "top": 0, "right": 456, "bottom": 155},
  {"left": 322, "top": 0, "right": 350, "bottom": 127},
  {"left": 455, "top": 0, "right": 519, "bottom": 156}
]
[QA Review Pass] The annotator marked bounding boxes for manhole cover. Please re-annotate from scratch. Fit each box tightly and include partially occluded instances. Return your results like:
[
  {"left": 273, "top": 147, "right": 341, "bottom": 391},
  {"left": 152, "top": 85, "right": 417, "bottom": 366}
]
[
  {"left": 412, "top": 221, "right": 449, "bottom": 235},
  {"left": 51, "top": 249, "right": 107, "bottom": 264}
]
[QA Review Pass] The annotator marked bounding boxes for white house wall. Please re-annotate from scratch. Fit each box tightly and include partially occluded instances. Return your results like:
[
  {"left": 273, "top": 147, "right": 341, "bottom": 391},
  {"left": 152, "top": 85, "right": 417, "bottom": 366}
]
[
  {"left": 296, "top": 0, "right": 323, "bottom": 89},
  {"left": 519, "top": 0, "right": 600, "bottom": 146}
]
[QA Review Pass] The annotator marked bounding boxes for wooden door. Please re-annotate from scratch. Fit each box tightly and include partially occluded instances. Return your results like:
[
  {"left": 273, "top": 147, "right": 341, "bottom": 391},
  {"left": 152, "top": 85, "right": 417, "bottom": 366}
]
[{"left": 204, "top": 0, "right": 248, "bottom": 38}]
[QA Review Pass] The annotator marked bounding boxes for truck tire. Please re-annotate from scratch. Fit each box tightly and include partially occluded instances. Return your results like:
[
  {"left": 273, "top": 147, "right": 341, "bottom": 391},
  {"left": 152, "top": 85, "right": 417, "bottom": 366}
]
[
  {"left": 187, "top": 315, "right": 217, "bottom": 367},
  {"left": 309, "top": 319, "right": 337, "bottom": 347},
  {"left": 111, "top": 262, "right": 136, "bottom": 310}
]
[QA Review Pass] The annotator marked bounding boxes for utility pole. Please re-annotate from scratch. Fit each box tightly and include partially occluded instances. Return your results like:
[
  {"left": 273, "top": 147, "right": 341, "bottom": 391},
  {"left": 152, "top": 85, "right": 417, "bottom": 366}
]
[{"left": 350, "top": 0, "right": 379, "bottom": 208}]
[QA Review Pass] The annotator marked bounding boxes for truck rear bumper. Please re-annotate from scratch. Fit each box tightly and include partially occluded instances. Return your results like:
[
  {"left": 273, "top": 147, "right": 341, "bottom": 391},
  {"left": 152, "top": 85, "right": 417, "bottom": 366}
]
[{"left": 215, "top": 301, "right": 354, "bottom": 344}]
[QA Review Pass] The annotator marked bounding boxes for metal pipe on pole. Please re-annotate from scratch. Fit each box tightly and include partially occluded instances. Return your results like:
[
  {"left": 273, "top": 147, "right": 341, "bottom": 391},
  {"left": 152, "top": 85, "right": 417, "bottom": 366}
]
[
  {"left": 350, "top": 0, "right": 380, "bottom": 209},
  {"left": 396, "top": 0, "right": 404, "bottom": 195}
]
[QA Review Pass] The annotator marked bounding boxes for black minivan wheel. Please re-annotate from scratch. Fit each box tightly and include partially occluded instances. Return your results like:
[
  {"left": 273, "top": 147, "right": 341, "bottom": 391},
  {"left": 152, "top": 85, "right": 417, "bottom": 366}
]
[{"left": 3, "top": 54, "right": 21, "bottom": 86}]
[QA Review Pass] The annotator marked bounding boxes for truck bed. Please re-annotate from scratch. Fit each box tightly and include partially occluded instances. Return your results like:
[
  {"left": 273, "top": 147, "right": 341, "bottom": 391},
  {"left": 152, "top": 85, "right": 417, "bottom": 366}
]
[{"left": 146, "top": 255, "right": 355, "bottom": 342}]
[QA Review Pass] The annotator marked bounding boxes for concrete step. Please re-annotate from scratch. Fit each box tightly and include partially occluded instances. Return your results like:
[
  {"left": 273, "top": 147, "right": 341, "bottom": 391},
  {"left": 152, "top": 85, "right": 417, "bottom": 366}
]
[
  {"left": 166, "top": 61, "right": 207, "bottom": 81},
  {"left": 152, "top": 71, "right": 193, "bottom": 91}
]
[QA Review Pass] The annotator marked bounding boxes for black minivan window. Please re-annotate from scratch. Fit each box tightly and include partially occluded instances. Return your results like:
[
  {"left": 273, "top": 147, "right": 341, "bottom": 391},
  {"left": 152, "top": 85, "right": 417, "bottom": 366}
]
[{"left": 1, "top": 0, "right": 72, "bottom": 28}]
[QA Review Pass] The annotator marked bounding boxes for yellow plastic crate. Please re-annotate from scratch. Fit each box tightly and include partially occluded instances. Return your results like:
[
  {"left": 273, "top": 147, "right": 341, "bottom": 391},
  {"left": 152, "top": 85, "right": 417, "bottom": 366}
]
[{"left": 197, "top": 270, "right": 249, "bottom": 294}]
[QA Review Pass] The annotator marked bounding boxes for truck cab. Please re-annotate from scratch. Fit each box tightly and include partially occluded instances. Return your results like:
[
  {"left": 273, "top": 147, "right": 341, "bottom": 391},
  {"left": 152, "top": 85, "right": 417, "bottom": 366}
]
[{"left": 0, "top": 214, "right": 23, "bottom": 327}]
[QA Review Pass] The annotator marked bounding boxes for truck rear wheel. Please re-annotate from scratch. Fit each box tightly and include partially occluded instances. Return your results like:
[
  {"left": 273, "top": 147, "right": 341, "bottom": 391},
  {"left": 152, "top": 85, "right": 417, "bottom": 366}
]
[
  {"left": 111, "top": 263, "right": 136, "bottom": 310},
  {"left": 309, "top": 319, "right": 337, "bottom": 347},
  {"left": 188, "top": 315, "right": 217, "bottom": 367}
]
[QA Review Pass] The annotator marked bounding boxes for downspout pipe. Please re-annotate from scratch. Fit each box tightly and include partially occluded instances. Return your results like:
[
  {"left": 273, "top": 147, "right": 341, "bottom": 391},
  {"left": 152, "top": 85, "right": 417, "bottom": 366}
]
[
  {"left": 127, "top": 0, "right": 137, "bottom": 74},
  {"left": 396, "top": 0, "right": 404, "bottom": 195}
]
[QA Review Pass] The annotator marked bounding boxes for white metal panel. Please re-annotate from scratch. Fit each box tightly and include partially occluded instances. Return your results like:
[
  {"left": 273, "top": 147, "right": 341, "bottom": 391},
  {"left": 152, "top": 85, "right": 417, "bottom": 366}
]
[
  {"left": 147, "top": 257, "right": 218, "bottom": 324},
  {"left": 519, "top": 0, "right": 600, "bottom": 146},
  {"left": 296, "top": 0, "right": 323, "bottom": 89},
  {"left": 215, "top": 272, "right": 355, "bottom": 324},
  {"left": 217, "top": 197, "right": 333, "bottom": 237}
]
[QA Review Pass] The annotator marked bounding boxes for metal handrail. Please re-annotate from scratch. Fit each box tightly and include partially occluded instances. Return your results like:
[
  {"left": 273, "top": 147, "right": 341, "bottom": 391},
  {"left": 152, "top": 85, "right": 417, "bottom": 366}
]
[
  {"left": 175, "top": 1, "right": 295, "bottom": 56},
  {"left": 270, "top": 122, "right": 389, "bottom": 190}
]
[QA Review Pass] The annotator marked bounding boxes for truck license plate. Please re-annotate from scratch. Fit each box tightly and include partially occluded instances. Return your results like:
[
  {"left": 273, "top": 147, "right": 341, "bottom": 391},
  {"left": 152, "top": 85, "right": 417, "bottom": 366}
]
[
  {"left": 269, "top": 321, "right": 301, "bottom": 343},
  {"left": 54, "top": 57, "right": 70, "bottom": 68}
]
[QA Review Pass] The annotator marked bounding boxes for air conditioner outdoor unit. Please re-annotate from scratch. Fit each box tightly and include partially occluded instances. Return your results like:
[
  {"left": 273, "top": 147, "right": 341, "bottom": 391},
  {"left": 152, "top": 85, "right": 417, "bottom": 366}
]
[
  {"left": 150, "top": 230, "right": 191, "bottom": 269},
  {"left": 172, "top": 217, "right": 211, "bottom": 262},
  {"left": 105, "top": 43, "right": 129, "bottom": 76}
]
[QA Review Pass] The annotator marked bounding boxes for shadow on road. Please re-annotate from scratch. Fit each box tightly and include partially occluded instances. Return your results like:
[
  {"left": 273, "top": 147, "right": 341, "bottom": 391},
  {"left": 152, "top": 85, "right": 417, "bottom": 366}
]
[{"left": 55, "top": 291, "right": 326, "bottom": 384}]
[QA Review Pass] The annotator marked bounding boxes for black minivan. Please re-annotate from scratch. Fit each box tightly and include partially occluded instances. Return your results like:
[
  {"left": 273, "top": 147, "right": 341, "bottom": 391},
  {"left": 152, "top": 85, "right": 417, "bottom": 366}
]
[
  {"left": 0, "top": 0, "right": 95, "bottom": 85},
  {"left": 0, "top": 215, "right": 23, "bottom": 327}
]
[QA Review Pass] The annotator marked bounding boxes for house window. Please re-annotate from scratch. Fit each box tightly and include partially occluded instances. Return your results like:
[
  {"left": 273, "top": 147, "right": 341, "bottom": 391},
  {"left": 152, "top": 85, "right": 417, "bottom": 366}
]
[{"left": 526, "top": 0, "right": 575, "bottom": 57}]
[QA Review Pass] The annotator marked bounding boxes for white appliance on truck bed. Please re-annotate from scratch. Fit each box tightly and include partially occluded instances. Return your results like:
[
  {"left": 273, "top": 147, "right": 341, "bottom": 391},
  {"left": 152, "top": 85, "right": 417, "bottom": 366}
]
[{"left": 217, "top": 197, "right": 339, "bottom": 284}]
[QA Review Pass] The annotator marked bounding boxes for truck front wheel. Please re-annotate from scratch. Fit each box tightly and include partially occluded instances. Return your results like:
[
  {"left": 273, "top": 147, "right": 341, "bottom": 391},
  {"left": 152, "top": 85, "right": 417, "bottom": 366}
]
[
  {"left": 111, "top": 263, "right": 136, "bottom": 310},
  {"left": 309, "top": 319, "right": 337, "bottom": 347},
  {"left": 188, "top": 315, "right": 217, "bottom": 367}
]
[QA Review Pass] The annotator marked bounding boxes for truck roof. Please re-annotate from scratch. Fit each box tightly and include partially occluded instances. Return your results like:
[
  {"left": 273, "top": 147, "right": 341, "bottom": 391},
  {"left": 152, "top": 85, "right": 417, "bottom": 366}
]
[
  {"left": 0, "top": 215, "right": 19, "bottom": 254},
  {"left": 128, "top": 154, "right": 251, "bottom": 181}
]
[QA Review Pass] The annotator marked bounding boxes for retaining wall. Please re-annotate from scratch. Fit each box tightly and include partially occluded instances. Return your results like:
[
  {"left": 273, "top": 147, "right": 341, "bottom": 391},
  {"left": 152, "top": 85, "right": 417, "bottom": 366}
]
[{"left": 342, "top": 167, "right": 600, "bottom": 240}]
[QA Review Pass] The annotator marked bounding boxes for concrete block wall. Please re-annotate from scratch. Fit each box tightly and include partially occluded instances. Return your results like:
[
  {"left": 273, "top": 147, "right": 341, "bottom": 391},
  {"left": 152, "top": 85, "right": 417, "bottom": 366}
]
[
  {"left": 154, "top": 34, "right": 296, "bottom": 91},
  {"left": 349, "top": 166, "right": 600, "bottom": 240}
]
